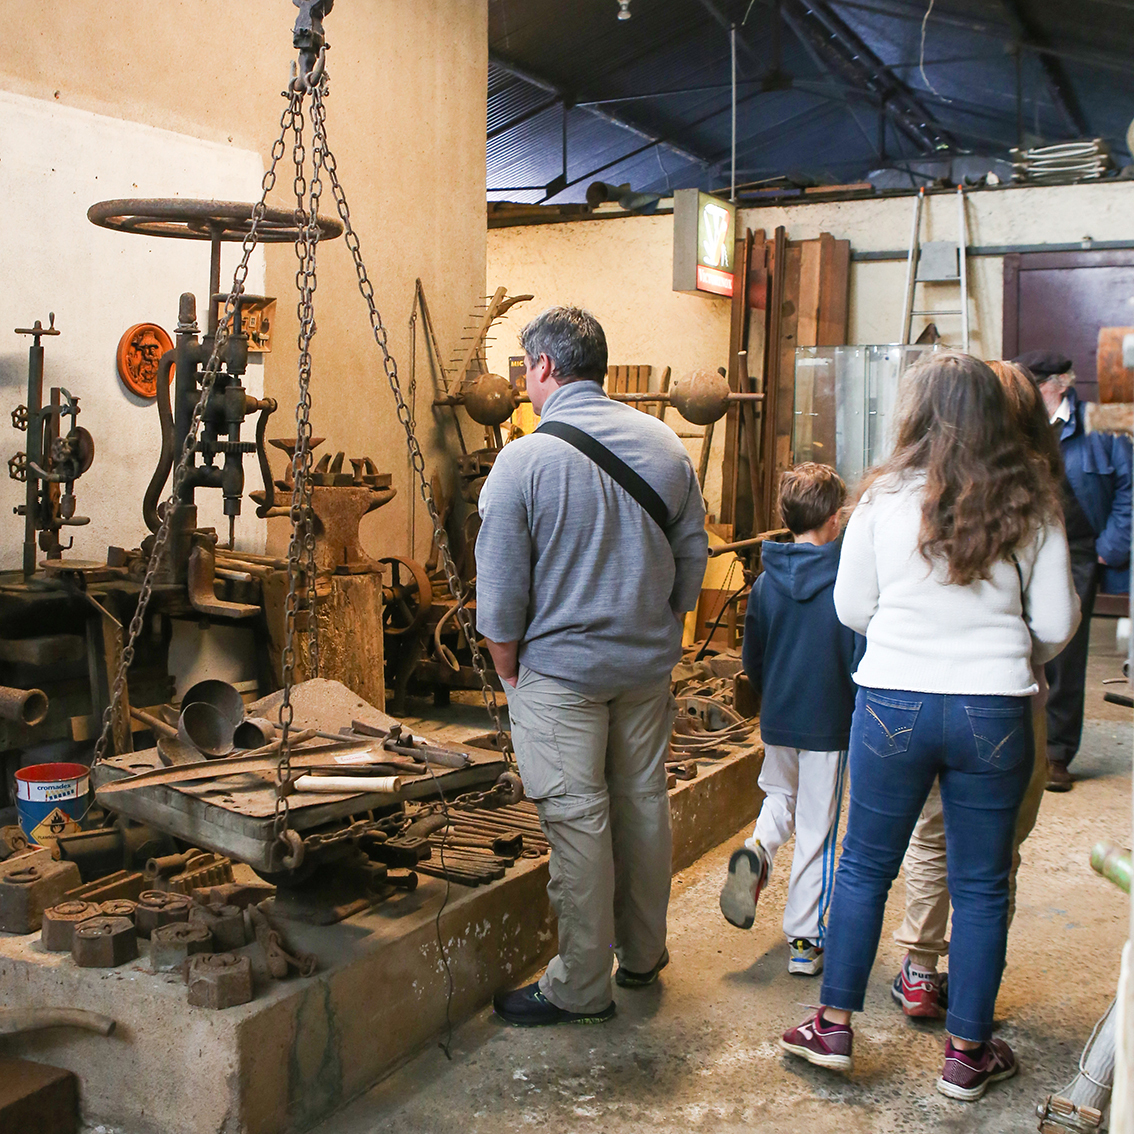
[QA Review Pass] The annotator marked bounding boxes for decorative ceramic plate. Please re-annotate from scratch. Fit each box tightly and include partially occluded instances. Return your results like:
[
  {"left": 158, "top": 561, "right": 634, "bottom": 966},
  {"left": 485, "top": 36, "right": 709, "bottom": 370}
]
[{"left": 117, "top": 323, "right": 174, "bottom": 398}]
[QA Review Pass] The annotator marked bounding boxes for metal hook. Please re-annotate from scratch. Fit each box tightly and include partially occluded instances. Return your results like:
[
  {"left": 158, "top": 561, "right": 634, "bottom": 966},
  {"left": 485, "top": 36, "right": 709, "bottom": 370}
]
[{"left": 289, "top": 45, "right": 327, "bottom": 93}]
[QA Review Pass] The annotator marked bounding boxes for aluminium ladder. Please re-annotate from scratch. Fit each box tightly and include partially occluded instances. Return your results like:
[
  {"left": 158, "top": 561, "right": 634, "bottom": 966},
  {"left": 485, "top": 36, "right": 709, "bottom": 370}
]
[{"left": 899, "top": 185, "right": 970, "bottom": 353}]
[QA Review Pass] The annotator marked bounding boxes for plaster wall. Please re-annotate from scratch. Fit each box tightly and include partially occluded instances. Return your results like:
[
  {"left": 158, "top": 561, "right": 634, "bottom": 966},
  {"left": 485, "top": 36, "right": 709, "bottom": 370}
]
[
  {"left": 0, "top": 92, "right": 268, "bottom": 568},
  {"left": 485, "top": 215, "right": 735, "bottom": 514},
  {"left": 740, "top": 180, "right": 1134, "bottom": 358},
  {"left": 486, "top": 182, "right": 1134, "bottom": 514},
  {"left": 1, "top": 0, "right": 488, "bottom": 567}
]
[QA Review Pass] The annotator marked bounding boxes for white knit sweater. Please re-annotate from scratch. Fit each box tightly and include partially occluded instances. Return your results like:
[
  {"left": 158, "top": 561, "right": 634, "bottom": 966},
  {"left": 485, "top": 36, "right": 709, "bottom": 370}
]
[{"left": 834, "top": 475, "right": 1080, "bottom": 696}]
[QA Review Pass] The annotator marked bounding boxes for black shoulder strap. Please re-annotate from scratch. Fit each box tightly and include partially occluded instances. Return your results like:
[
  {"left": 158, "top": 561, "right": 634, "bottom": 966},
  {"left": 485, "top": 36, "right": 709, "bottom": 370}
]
[{"left": 536, "top": 419, "right": 669, "bottom": 532}]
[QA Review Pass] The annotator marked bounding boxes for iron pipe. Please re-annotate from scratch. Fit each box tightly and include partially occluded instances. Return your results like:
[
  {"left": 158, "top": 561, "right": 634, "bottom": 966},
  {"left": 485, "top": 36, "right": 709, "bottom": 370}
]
[
  {"left": 0, "top": 685, "right": 48, "bottom": 726},
  {"left": 0, "top": 1008, "right": 115, "bottom": 1037},
  {"left": 142, "top": 351, "right": 176, "bottom": 533}
]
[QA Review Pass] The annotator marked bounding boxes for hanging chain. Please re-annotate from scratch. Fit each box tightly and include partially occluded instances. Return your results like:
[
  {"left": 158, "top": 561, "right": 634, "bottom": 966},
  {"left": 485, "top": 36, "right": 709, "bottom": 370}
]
[
  {"left": 293, "top": 101, "right": 322, "bottom": 680},
  {"left": 310, "top": 86, "right": 514, "bottom": 760},
  {"left": 273, "top": 78, "right": 328, "bottom": 850},
  {"left": 93, "top": 90, "right": 302, "bottom": 767}
]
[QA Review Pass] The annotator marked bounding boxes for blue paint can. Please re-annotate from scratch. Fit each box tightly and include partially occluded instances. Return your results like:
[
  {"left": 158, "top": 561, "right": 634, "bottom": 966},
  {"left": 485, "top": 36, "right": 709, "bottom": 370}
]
[{"left": 15, "top": 762, "right": 90, "bottom": 849}]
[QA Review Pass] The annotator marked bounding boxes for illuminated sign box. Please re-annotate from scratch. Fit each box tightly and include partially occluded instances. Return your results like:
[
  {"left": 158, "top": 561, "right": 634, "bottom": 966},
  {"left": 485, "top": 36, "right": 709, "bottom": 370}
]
[{"left": 673, "top": 189, "right": 736, "bottom": 298}]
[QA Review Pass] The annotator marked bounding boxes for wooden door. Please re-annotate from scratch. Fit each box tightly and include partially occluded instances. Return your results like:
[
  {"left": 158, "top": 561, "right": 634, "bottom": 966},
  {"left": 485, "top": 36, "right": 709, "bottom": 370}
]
[{"left": 1003, "top": 250, "right": 1134, "bottom": 403}]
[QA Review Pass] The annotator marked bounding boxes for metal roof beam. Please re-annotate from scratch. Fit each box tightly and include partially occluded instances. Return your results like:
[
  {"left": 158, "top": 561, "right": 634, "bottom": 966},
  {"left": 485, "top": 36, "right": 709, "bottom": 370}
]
[
  {"left": 781, "top": 0, "right": 954, "bottom": 152},
  {"left": 489, "top": 51, "right": 714, "bottom": 169},
  {"left": 828, "top": 0, "right": 1134, "bottom": 76},
  {"left": 693, "top": 0, "right": 769, "bottom": 70},
  {"left": 997, "top": 0, "right": 1090, "bottom": 136},
  {"left": 488, "top": 93, "right": 562, "bottom": 142}
]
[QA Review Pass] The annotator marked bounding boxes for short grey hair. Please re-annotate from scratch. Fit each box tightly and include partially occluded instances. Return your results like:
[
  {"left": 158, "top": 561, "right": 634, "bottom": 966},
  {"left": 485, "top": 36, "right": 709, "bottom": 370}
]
[{"left": 519, "top": 306, "right": 608, "bottom": 383}]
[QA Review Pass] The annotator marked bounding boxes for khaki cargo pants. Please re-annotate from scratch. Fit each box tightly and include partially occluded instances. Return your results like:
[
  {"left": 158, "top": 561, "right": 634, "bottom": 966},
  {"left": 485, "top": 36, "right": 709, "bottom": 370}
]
[{"left": 504, "top": 665, "right": 675, "bottom": 1014}]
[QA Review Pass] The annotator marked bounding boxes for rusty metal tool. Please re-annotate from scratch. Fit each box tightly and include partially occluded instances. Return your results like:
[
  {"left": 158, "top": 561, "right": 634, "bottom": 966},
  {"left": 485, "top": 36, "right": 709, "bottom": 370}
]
[
  {"left": 349, "top": 719, "right": 471, "bottom": 768},
  {"left": 95, "top": 730, "right": 366, "bottom": 795},
  {"left": 434, "top": 830, "right": 523, "bottom": 858},
  {"left": 130, "top": 706, "right": 179, "bottom": 740},
  {"left": 666, "top": 760, "right": 699, "bottom": 781},
  {"left": 248, "top": 904, "right": 317, "bottom": 979}
]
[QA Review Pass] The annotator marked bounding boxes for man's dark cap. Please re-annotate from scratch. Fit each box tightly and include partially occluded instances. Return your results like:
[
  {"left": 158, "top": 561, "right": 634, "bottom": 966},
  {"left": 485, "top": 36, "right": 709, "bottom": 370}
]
[{"left": 1012, "top": 349, "right": 1072, "bottom": 378}]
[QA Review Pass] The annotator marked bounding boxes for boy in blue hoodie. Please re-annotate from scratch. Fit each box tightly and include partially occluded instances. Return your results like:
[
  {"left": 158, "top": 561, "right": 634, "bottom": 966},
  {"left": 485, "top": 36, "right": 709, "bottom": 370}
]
[{"left": 719, "top": 463, "right": 859, "bottom": 976}]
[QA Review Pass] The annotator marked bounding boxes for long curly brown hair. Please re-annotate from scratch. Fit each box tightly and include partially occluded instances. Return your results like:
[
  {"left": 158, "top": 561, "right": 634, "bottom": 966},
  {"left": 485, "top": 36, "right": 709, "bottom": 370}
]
[
  {"left": 859, "top": 351, "right": 1061, "bottom": 586},
  {"left": 986, "top": 359, "right": 1065, "bottom": 483}
]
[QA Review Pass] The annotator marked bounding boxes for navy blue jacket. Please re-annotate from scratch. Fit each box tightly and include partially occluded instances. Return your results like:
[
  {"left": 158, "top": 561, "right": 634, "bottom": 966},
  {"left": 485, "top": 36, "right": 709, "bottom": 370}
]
[
  {"left": 742, "top": 539, "right": 861, "bottom": 751},
  {"left": 1059, "top": 389, "right": 1133, "bottom": 593}
]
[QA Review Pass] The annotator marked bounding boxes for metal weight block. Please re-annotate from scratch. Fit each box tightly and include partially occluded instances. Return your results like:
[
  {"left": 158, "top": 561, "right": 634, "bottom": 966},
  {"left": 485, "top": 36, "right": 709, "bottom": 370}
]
[
  {"left": 40, "top": 900, "right": 103, "bottom": 952},
  {"left": 99, "top": 899, "right": 138, "bottom": 923},
  {"left": 189, "top": 902, "right": 245, "bottom": 951},
  {"left": 135, "top": 890, "right": 191, "bottom": 939},
  {"left": 150, "top": 922, "right": 213, "bottom": 972},
  {"left": 72, "top": 916, "right": 138, "bottom": 968},
  {"left": 0, "top": 854, "right": 81, "bottom": 934},
  {"left": 186, "top": 952, "right": 253, "bottom": 1009}
]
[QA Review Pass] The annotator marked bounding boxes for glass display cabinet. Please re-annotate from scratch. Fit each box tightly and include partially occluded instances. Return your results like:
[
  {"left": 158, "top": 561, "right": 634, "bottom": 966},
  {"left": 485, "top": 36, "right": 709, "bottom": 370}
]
[{"left": 792, "top": 345, "right": 937, "bottom": 489}]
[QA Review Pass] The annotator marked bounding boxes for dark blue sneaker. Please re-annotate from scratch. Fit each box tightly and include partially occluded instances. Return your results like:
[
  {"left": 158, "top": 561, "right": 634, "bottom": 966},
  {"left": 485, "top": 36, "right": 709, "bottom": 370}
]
[
  {"left": 616, "top": 947, "right": 670, "bottom": 988},
  {"left": 493, "top": 982, "right": 616, "bottom": 1026}
]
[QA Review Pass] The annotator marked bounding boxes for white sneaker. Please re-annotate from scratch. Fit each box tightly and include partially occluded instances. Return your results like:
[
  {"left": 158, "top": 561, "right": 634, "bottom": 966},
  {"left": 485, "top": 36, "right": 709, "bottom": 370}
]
[
  {"left": 788, "top": 937, "right": 824, "bottom": 975},
  {"left": 719, "top": 843, "right": 769, "bottom": 930}
]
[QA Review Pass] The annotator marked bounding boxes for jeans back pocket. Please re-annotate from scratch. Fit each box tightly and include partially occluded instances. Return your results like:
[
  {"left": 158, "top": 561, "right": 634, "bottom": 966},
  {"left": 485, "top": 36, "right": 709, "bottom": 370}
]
[
  {"left": 964, "top": 705, "right": 1025, "bottom": 770},
  {"left": 861, "top": 693, "right": 922, "bottom": 758}
]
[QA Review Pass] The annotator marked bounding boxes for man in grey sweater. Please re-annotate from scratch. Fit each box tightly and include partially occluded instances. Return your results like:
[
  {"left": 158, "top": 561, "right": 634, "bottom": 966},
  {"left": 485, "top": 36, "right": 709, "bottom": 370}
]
[{"left": 477, "top": 306, "right": 708, "bottom": 1026}]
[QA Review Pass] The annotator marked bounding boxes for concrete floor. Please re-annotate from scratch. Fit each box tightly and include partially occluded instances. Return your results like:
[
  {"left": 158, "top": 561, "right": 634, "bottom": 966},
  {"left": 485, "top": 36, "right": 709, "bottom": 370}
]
[{"left": 308, "top": 621, "right": 1132, "bottom": 1134}]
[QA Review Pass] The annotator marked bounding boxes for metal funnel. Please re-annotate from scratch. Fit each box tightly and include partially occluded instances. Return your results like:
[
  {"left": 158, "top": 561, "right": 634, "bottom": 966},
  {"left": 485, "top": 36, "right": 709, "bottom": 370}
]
[
  {"left": 178, "top": 702, "right": 235, "bottom": 758},
  {"left": 179, "top": 680, "right": 244, "bottom": 728}
]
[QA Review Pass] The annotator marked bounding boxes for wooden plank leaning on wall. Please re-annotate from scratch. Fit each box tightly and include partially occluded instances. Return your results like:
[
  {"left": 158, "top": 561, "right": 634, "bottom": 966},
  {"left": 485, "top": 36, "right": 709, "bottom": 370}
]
[{"left": 719, "top": 227, "right": 850, "bottom": 536}]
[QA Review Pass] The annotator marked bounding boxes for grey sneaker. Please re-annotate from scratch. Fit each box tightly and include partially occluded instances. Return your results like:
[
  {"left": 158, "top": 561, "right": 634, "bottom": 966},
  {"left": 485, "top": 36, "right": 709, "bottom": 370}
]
[
  {"left": 719, "top": 843, "right": 769, "bottom": 929},
  {"left": 789, "top": 938, "right": 824, "bottom": 976},
  {"left": 936, "top": 1037, "right": 1018, "bottom": 1100},
  {"left": 779, "top": 1009, "right": 853, "bottom": 1071}
]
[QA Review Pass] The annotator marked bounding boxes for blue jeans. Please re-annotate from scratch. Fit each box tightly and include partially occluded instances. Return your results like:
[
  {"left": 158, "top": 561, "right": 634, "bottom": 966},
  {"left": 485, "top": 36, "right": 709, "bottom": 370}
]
[{"left": 820, "top": 687, "right": 1034, "bottom": 1042}]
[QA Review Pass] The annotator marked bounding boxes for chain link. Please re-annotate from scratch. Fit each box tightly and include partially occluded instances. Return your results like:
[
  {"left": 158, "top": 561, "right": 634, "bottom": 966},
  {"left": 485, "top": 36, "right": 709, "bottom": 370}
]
[
  {"left": 296, "top": 779, "right": 519, "bottom": 856},
  {"left": 311, "top": 83, "right": 513, "bottom": 761},
  {"left": 93, "top": 90, "right": 301, "bottom": 767},
  {"left": 274, "top": 76, "right": 334, "bottom": 848}
]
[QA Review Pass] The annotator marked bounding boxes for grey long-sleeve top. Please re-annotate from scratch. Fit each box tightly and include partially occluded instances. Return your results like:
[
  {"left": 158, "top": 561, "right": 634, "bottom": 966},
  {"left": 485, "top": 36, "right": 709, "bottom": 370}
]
[{"left": 475, "top": 380, "right": 708, "bottom": 695}]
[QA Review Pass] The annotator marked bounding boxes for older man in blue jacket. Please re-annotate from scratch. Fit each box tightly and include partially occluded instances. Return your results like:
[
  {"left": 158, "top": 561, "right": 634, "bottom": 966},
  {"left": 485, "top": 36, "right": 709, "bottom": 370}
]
[{"left": 1015, "top": 350, "right": 1132, "bottom": 791}]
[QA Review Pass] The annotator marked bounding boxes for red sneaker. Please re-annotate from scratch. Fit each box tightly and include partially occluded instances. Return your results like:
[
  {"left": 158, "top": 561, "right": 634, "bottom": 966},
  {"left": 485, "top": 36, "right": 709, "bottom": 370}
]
[
  {"left": 891, "top": 955, "right": 944, "bottom": 1018},
  {"left": 937, "top": 1037, "right": 1018, "bottom": 1100},
  {"left": 779, "top": 1009, "right": 853, "bottom": 1071}
]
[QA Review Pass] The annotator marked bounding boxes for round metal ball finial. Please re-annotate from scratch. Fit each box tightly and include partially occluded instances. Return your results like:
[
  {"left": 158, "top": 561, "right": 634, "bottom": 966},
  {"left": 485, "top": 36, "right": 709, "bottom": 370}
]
[
  {"left": 463, "top": 373, "right": 519, "bottom": 427},
  {"left": 669, "top": 368, "right": 732, "bottom": 425}
]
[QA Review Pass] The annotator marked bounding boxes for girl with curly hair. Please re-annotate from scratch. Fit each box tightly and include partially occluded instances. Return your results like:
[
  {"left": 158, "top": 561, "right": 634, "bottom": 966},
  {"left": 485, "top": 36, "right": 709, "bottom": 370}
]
[
  {"left": 778, "top": 351, "right": 1079, "bottom": 1101},
  {"left": 888, "top": 359, "right": 1068, "bottom": 1022}
]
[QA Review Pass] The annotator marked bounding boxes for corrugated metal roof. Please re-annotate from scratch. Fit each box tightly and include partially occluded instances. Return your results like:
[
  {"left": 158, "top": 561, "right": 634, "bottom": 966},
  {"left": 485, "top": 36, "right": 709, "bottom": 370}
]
[{"left": 487, "top": 0, "right": 1134, "bottom": 203}]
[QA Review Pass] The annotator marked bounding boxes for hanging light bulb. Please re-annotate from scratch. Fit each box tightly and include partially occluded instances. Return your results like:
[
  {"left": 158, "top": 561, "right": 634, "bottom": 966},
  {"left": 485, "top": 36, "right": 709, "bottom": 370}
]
[{"left": 617, "top": 0, "right": 631, "bottom": 19}]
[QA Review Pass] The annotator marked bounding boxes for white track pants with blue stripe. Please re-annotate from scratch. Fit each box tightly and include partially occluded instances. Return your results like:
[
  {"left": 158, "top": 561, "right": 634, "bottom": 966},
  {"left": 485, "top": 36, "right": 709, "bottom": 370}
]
[{"left": 744, "top": 745, "right": 847, "bottom": 944}]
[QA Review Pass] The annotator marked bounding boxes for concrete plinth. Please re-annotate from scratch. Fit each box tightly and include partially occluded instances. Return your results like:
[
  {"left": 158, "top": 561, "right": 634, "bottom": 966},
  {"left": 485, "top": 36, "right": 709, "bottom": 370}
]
[{"left": 0, "top": 744, "right": 762, "bottom": 1134}]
